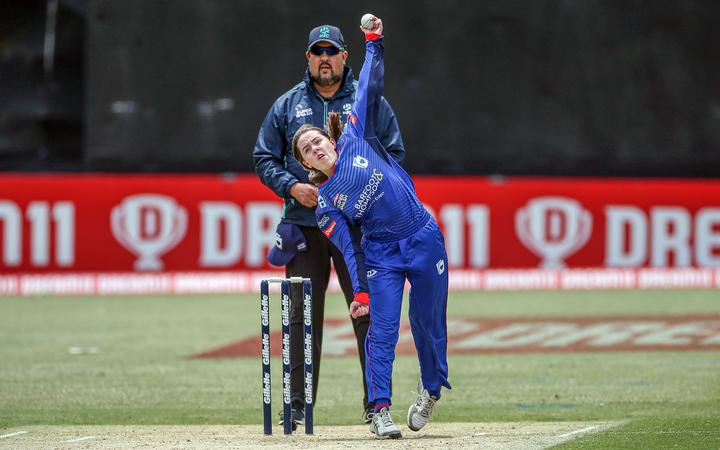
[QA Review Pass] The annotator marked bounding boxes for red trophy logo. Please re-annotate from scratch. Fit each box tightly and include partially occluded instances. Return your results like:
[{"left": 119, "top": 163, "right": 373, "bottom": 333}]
[
  {"left": 515, "top": 197, "right": 592, "bottom": 268},
  {"left": 111, "top": 194, "right": 187, "bottom": 271}
]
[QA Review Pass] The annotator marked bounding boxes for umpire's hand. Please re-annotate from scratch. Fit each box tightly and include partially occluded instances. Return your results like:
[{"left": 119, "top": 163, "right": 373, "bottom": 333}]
[{"left": 290, "top": 183, "right": 318, "bottom": 207}]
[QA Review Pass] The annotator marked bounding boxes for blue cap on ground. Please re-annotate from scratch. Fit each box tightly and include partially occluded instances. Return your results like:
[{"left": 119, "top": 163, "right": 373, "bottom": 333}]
[{"left": 268, "top": 223, "right": 308, "bottom": 267}]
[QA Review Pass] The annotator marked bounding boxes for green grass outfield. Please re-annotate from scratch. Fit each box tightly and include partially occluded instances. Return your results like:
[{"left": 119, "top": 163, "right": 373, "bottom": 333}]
[{"left": 1, "top": 290, "right": 719, "bottom": 448}]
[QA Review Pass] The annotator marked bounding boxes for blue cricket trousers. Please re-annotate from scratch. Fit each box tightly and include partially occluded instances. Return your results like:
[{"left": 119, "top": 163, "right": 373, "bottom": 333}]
[{"left": 362, "top": 216, "right": 451, "bottom": 405}]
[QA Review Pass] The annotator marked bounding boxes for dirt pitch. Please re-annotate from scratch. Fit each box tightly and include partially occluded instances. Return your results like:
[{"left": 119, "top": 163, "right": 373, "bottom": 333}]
[{"left": 0, "top": 421, "right": 620, "bottom": 449}]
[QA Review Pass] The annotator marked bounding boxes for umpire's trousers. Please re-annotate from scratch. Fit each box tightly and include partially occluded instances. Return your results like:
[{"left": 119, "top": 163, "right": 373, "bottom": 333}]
[{"left": 287, "top": 225, "right": 370, "bottom": 410}]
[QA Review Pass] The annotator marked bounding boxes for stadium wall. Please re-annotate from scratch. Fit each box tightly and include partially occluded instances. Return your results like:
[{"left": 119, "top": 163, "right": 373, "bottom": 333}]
[{"left": 53, "top": 1, "right": 720, "bottom": 175}]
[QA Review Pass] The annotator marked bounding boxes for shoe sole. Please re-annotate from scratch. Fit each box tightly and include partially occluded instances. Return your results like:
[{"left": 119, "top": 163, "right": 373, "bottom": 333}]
[
  {"left": 277, "top": 421, "right": 300, "bottom": 431},
  {"left": 372, "top": 431, "right": 402, "bottom": 439},
  {"left": 407, "top": 408, "right": 426, "bottom": 432},
  {"left": 370, "top": 425, "right": 402, "bottom": 439}
]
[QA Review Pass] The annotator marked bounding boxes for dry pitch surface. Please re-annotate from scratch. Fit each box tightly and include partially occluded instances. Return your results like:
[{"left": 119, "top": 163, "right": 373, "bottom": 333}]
[{"left": 1, "top": 421, "right": 619, "bottom": 449}]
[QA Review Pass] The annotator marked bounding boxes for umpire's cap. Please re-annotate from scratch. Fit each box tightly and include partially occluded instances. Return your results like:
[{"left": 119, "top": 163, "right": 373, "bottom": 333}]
[{"left": 307, "top": 25, "right": 346, "bottom": 51}]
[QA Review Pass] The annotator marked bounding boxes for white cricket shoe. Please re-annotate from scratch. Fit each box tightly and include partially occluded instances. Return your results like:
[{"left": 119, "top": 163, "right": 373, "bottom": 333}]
[
  {"left": 407, "top": 380, "right": 438, "bottom": 431},
  {"left": 369, "top": 407, "right": 402, "bottom": 439}
]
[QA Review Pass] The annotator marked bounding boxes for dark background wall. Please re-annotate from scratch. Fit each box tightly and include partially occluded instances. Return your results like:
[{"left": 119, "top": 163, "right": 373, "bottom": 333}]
[
  {"left": 1, "top": 0, "right": 84, "bottom": 169},
  {"left": 2, "top": 0, "right": 719, "bottom": 176}
]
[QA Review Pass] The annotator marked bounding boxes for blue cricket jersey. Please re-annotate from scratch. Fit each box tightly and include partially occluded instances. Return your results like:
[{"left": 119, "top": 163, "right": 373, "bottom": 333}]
[{"left": 315, "top": 36, "right": 430, "bottom": 297}]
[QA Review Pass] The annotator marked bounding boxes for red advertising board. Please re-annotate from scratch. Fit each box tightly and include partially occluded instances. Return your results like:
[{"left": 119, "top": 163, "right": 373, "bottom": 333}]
[
  {"left": 413, "top": 177, "right": 720, "bottom": 269},
  {"left": 1, "top": 174, "right": 719, "bottom": 274}
]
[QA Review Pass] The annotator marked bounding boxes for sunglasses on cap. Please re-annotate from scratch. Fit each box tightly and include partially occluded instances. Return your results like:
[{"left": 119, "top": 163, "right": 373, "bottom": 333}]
[{"left": 309, "top": 45, "right": 341, "bottom": 56}]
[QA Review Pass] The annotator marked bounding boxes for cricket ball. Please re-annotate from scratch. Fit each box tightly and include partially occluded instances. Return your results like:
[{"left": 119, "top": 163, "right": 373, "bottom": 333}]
[{"left": 360, "top": 13, "right": 376, "bottom": 31}]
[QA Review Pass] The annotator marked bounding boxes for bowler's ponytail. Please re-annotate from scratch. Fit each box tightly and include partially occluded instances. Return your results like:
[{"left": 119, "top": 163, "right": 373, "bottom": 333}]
[{"left": 327, "top": 112, "right": 343, "bottom": 142}]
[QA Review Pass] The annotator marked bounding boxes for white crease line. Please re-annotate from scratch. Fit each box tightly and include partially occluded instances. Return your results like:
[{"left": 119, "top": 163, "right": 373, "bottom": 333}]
[
  {"left": 0, "top": 431, "right": 28, "bottom": 439},
  {"left": 64, "top": 436, "right": 96, "bottom": 443},
  {"left": 556, "top": 426, "right": 599, "bottom": 439}
]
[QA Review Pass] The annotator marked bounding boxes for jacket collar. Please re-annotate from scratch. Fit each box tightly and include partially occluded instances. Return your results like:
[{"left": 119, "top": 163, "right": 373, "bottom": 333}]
[{"left": 304, "top": 66, "right": 355, "bottom": 100}]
